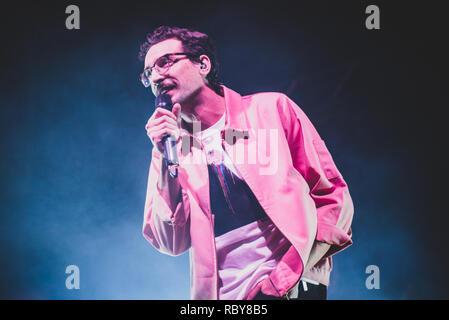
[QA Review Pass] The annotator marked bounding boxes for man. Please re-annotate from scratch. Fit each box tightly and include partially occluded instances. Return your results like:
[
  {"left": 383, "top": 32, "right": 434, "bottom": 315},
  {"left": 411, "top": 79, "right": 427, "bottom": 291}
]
[{"left": 140, "top": 26, "right": 354, "bottom": 300}]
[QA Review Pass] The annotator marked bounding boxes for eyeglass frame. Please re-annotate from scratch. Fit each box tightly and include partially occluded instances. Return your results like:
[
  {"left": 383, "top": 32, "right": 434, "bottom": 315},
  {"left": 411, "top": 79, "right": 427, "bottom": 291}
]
[{"left": 140, "top": 52, "right": 196, "bottom": 88}]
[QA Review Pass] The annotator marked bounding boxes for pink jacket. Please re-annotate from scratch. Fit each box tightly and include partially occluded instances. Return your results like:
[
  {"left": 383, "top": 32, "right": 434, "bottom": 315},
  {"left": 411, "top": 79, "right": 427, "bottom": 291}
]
[{"left": 142, "top": 86, "right": 354, "bottom": 299}]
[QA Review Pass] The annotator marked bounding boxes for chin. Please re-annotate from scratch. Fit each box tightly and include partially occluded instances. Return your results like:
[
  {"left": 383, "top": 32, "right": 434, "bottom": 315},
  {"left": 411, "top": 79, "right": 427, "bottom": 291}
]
[
  {"left": 171, "top": 92, "right": 185, "bottom": 105},
  {"left": 169, "top": 93, "right": 178, "bottom": 104}
]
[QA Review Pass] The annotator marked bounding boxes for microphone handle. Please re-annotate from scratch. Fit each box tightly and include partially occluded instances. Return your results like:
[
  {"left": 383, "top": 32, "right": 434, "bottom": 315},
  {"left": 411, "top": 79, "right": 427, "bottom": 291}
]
[{"left": 162, "top": 135, "right": 179, "bottom": 178}]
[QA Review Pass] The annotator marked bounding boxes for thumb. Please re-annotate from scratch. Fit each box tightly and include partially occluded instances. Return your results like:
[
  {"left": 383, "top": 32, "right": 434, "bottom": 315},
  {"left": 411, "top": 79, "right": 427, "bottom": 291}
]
[{"left": 172, "top": 103, "right": 181, "bottom": 120}]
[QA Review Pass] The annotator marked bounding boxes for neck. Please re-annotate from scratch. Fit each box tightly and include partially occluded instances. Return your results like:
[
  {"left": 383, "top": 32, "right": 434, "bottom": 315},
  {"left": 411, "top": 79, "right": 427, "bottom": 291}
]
[{"left": 181, "top": 85, "right": 225, "bottom": 132}]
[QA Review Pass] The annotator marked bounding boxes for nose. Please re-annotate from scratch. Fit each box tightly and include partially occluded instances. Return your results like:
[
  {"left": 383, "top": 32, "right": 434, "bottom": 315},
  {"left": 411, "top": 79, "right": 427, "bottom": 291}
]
[
  {"left": 150, "top": 71, "right": 167, "bottom": 94},
  {"left": 149, "top": 73, "right": 163, "bottom": 94},
  {"left": 150, "top": 68, "right": 166, "bottom": 84}
]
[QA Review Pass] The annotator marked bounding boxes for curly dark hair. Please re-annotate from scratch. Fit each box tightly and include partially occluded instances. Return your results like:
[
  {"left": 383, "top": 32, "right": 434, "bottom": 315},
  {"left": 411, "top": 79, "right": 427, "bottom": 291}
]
[{"left": 139, "top": 26, "right": 223, "bottom": 96}]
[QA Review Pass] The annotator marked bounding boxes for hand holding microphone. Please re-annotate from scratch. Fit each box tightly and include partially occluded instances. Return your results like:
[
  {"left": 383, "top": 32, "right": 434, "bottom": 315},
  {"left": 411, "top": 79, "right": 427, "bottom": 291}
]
[{"left": 145, "top": 94, "right": 181, "bottom": 178}]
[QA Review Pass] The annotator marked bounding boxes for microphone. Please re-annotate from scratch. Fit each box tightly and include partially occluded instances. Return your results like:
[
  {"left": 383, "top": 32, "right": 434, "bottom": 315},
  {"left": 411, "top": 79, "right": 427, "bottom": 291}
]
[{"left": 155, "top": 93, "right": 179, "bottom": 178}]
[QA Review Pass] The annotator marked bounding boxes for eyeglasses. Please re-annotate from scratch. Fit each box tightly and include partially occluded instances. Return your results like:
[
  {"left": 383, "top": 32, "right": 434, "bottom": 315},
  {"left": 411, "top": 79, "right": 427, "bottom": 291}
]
[{"left": 140, "top": 52, "right": 194, "bottom": 87}]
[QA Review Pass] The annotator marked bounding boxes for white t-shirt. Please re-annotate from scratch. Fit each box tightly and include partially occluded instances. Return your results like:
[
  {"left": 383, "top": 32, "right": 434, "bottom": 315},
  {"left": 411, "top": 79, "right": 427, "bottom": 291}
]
[{"left": 193, "top": 112, "right": 242, "bottom": 178}]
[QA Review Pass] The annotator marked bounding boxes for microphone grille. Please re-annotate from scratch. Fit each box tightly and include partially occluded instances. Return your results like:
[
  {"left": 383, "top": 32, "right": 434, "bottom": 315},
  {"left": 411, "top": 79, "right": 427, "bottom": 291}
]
[{"left": 155, "top": 93, "right": 173, "bottom": 111}]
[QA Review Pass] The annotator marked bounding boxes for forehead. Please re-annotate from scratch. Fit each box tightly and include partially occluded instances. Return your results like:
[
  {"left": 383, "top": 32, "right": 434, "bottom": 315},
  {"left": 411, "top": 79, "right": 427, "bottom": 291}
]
[{"left": 144, "top": 38, "right": 184, "bottom": 68}]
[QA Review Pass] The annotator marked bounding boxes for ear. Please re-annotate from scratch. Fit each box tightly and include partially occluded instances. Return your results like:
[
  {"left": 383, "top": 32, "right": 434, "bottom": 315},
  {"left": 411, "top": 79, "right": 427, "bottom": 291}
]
[{"left": 198, "top": 54, "right": 211, "bottom": 76}]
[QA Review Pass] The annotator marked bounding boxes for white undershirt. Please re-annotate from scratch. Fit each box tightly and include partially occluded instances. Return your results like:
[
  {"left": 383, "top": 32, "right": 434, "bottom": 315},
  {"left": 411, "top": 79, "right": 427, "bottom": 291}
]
[{"left": 193, "top": 112, "right": 242, "bottom": 178}]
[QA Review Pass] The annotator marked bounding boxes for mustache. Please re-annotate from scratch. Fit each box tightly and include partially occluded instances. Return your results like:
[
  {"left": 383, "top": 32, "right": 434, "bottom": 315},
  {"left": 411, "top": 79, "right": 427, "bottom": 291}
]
[{"left": 155, "top": 80, "right": 176, "bottom": 95}]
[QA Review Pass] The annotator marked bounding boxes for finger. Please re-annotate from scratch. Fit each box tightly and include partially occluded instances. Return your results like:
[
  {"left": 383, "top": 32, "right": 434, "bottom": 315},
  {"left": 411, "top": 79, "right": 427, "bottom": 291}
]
[
  {"left": 148, "top": 128, "right": 179, "bottom": 142},
  {"left": 146, "top": 115, "right": 177, "bottom": 131},
  {"left": 147, "top": 124, "right": 179, "bottom": 138},
  {"left": 149, "top": 115, "right": 178, "bottom": 128},
  {"left": 147, "top": 108, "right": 177, "bottom": 129},
  {"left": 147, "top": 122, "right": 178, "bottom": 135},
  {"left": 172, "top": 103, "right": 181, "bottom": 119},
  {"left": 154, "top": 107, "right": 177, "bottom": 120}
]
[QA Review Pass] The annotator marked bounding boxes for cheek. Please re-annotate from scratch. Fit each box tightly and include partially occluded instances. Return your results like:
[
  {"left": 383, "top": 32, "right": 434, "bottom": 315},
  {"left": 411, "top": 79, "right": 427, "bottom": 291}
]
[
  {"left": 178, "top": 76, "right": 195, "bottom": 91},
  {"left": 180, "top": 66, "right": 201, "bottom": 85}
]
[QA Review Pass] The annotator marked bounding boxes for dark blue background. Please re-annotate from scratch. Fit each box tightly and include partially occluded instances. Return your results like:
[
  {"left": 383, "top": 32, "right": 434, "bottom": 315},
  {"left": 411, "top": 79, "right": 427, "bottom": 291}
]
[{"left": 1, "top": 0, "right": 447, "bottom": 299}]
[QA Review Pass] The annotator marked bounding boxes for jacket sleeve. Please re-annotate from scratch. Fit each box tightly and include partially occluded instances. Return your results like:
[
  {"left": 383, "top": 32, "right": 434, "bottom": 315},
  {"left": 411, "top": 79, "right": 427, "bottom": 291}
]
[
  {"left": 277, "top": 94, "right": 354, "bottom": 258},
  {"left": 142, "top": 148, "right": 191, "bottom": 256}
]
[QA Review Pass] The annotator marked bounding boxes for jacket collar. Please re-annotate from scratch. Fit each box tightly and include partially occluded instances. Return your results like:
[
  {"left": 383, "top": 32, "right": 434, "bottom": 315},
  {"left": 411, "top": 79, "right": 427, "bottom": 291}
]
[
  {"left": 221, "top": 85, "right": 249, "bottom": 131},
  {"left": 179, "top": 85, "right": 250, "bottom": 153}
]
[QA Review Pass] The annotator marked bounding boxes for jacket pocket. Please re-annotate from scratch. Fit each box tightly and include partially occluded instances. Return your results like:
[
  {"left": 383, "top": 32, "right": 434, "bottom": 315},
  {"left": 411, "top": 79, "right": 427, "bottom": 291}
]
[{"left": 312, "top": 139, "right": 341, "bottom": 180}]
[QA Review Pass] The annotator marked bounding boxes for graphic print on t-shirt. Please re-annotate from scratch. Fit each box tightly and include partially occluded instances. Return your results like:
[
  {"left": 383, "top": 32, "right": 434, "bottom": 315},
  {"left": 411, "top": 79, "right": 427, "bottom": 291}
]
[{"left": 208, "top": 163, "right": 268, "bottom": 237}]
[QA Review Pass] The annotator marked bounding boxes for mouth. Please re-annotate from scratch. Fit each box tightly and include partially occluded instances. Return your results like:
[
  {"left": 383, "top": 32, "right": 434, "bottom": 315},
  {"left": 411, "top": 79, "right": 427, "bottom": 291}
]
[{"left": 158, "top": 84, "right": 176, "bottom": 95}]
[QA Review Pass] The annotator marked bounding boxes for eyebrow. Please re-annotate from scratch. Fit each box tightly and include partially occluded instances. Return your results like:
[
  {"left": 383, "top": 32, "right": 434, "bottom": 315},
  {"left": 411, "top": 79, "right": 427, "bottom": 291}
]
[{"left": 145, "top": 53, "right": 170, "bottom": 70}]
